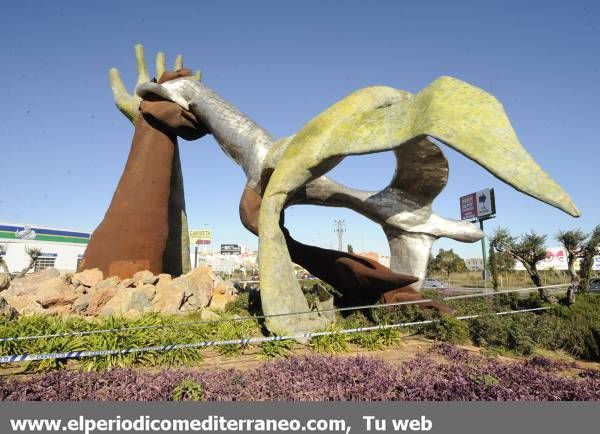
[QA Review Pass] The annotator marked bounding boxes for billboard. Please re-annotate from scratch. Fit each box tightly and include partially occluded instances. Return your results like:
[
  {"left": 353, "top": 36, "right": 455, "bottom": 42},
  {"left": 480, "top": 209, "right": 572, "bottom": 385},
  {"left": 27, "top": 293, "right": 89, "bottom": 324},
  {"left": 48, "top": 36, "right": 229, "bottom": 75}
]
[
  {"left": 513, "top": 247, "right": 600, "bottom": 271},
  {"left": 460, "top": 188, "right": 496, "bottom": 220},
  {"left": 221, "top": 244, "right": 241, "bottom": 255},
  {"left": 189, "top": 229, "right": 212, "bottom": 245}
]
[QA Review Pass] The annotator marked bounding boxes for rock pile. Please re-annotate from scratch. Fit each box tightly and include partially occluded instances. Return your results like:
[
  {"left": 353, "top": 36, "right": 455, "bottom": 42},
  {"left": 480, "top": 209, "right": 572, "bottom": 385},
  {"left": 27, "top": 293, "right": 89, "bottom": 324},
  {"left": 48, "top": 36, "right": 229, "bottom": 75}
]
[{"left": 0, "top": 267, "right": 239, "bottom": 319}]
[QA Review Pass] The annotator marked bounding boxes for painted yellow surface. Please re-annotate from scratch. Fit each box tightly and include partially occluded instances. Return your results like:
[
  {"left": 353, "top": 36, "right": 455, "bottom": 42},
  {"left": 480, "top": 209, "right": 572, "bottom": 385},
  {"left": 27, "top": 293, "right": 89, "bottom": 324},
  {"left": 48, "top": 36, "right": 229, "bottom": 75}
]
[{"left": 259, "top": 76, "right": 580, "bottom": 334}]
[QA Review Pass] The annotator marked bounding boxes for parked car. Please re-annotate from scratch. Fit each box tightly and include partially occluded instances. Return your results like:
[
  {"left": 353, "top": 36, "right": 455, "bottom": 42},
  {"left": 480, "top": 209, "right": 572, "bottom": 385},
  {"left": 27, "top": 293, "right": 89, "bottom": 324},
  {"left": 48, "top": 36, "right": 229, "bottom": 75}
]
[
  {"left": 588, "top": 278, "right": 600, "bottom": 291},
  {"left": 422, "top": 278, "right": 448, "bottom": 289}
]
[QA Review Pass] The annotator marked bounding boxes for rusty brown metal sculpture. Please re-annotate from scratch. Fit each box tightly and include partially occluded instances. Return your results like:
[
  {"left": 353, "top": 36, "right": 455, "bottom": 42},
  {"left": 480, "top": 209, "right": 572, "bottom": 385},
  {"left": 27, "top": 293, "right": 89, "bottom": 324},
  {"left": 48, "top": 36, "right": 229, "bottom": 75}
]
[{"left": 80, "top": 68, "right": 205, "bottom": 279}]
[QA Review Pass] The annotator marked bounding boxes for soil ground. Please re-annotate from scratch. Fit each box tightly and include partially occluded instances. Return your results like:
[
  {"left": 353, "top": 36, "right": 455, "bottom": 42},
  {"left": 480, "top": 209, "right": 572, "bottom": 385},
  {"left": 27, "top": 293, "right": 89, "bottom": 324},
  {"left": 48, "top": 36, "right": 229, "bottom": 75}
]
[
  {"left": 195, "top": 337, "right": 600, "bottom": 376},
  {"left": 2, "top": 336, "right": 599, "bottom": 378}
]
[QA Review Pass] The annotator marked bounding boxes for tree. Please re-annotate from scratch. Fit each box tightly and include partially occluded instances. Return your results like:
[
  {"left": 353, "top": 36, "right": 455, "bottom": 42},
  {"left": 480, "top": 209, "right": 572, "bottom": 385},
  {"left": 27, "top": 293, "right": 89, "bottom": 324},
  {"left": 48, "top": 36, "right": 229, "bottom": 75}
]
[
  {"left": 496, "top": 251, "right": 516, "bottom": 274},
  {"left": 556, "top": 229, "right": 587, "bottom": 304},
  {"left": 430, "top": 249, "right": 466, "bottom": 285},
  {"left": 491, "top": 228, "right": 550, "bottom": 301},
  {"left": 489, "top": 241, "right": 498, "bottom": 289},
  {"left": 0, "top": 244, "right": 10, "bottom": 290},
  {"left": 347, "top": 244, "right": 354, "bottom": 254},
  {"left": 578, "top": 225, "right": 600, "bottom": 292},
  {"left": 426, "top": 253, "right": 438, "bottom": 275},
  {"left": 488, "top": 241, "right": 517, "bottom": 290},
  {"left": 556, "top": 230, "right": 587, "bottom": 282},
  {"left": 14, "top": 246, "right": 42, "bottom": 278}
]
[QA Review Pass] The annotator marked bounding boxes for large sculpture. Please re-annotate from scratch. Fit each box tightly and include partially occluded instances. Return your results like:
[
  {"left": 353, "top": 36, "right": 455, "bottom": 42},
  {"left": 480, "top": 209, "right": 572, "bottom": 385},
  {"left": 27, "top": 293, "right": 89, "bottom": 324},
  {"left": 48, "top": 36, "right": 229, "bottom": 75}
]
[
  {"left": 80, "top": 55, "right": 203, "bottom": 278},
  {"left": 83, "top": 45, "right": 580, "bottom": 335}
]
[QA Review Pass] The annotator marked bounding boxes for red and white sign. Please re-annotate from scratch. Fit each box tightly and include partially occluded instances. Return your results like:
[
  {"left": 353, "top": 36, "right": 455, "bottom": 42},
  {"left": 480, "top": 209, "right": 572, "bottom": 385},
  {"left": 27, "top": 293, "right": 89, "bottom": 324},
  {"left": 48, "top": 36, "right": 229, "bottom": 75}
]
[
  {"left": 460, "top": 193, "right": 477, "bottom": 220},
  {"left": 460, "top": 188, "right": 495, "bottom": 220}
]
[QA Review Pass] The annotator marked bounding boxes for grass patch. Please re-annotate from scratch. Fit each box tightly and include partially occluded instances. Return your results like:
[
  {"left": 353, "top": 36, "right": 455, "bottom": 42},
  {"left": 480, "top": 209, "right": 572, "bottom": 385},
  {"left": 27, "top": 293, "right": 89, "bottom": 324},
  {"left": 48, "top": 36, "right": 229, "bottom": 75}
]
[
  {"left": 310, "top": 325, "right": 349, "bottom": 354},
  {"left": 171, "top": 378, "right": 203, "bottom": 401},
  {"left": 259, "top": 339, "right": 295, "bottom": 359}
]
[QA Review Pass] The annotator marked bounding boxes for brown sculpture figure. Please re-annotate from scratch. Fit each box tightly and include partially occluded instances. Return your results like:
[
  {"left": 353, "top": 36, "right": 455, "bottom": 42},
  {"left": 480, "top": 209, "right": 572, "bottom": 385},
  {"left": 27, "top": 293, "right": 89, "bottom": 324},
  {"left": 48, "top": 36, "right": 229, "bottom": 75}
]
[{"left": 80, "top": 69, "right": 206, "bottom": 279}]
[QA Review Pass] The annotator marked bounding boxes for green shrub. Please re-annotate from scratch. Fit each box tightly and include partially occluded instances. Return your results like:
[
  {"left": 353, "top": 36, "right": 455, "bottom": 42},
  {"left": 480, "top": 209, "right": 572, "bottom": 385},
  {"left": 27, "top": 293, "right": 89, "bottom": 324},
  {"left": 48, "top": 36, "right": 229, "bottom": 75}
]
[
  {"left": 213, "top": 319, "right": 257, "bottom": 356},
  {"left": 506, "top": 323, "right": 536, "bottom": 355},
  {"left": 376, "top": 327, "right": 402, "bottom": 347},
  {"left": 223, "top": 292, "right": 250, "bottom": 315},
  {"left": 420, "top": 315, "right": 470, "bottom": 344},
  {"left": 466, "top": 294, "right": 600, "bottom": 359},
  {"left": 350, "top": 330, "right": 385, "bottom": 351},
  {"left": 171, "top": 379, "right": 203, "bottom": 401},
  {"left": 372, "top": 304, "right": 432, "bottom": 326},
  {"left": 259, "top": 339, "right": 294, "bottom": 359},
  {"left": 310, "top": 326, "right": 349, "bottom": 353},
  {"left": 469, "top": 314, "right": 508, "bottom": 348}
]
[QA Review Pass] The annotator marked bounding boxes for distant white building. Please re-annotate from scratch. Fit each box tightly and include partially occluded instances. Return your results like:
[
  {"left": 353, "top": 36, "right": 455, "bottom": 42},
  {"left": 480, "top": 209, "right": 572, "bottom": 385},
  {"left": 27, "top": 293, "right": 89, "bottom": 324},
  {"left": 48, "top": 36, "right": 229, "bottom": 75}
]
[
  {"left": 0, "top": 222, "right": 90, "bottom": 274},
  {"left": 465, "top": 258, "right": 484, "bottom": 271},
  {"left": 193, "top": 246, "right": 258, "bottom": 275}
]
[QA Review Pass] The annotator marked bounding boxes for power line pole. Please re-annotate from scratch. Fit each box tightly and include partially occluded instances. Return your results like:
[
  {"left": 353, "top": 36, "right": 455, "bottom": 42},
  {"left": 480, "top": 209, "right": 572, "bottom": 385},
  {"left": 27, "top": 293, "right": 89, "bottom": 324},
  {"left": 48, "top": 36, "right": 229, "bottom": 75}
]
[{"left": 334, "top": 220, "right": 346, "bottom": 252}]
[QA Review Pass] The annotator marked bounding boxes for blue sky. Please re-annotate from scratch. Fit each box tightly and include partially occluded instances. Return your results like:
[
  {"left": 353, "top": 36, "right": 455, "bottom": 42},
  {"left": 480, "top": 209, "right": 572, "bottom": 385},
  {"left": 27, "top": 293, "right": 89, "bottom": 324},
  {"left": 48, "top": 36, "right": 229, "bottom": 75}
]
[{"left": 0, "top": 0, "right": 598, "bottom": 258}]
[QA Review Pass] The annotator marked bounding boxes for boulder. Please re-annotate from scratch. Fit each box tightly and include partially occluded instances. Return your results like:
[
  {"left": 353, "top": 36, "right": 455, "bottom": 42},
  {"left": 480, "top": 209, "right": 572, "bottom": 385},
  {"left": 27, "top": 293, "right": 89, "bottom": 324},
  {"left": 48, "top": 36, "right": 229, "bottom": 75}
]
[
  {"left": 0, "top": 295, "right": 18, "bottom": 320},
  {"left": 60, "top": 272, "right": 74, "bottom": 285},
  {"left": 137, "top": 284, "right": 156, "bottom": 301},
  {"left": 151, "top": 279, "right": 185, "bottom": 313},
  {"left": 34, "top": 277, "right": 78, "bottom": 307},
  {"left": 96, "top": 276, "right": 120, "bottom": 290},
  {"left": 72, "top": 293, "right": 91, "bottom": 313},
  {"left": 215, "top": 280, "right": 237, "bottom": 296},
  {"left": 73, "top": 285, "right": 87, "bottom": 295},
  {"left": 0, "top": 292, "right": 44, "bottom": 315},
  {"left": 86, "top": 285, "right": 118, "bottom": 316},
  {"left": 119, "top": 278, "right": 135, "bottom": 289},
  {"left": 133, "top": 270, "right": 158, "bottom": 286},
  {"left": 72, "top": 268, "right": 103, "bottom": 288},
  {"left": 45, "top": 304, "right": 72, "bottom": 316},
  {"left": 177, "top": 267, "right": 214, "bottom": 311},
  {"left": 6, "top": 268, "right": 60, "bottom": 296},
  {"left": 100, "top": 285, "right": 155, "bottom": 317},
  {"left": 208, "top": 292, "right": 238, "bottom": 311},
  {"left": 157, "top": 273, "right": 172, "bottom": 282}
]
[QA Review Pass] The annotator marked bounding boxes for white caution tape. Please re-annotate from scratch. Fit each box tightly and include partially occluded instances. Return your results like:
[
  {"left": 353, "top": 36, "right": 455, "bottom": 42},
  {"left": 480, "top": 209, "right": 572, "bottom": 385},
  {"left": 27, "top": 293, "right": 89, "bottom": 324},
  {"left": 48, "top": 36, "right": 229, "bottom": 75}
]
[{"left": 0, "top": 307, "right": 551, "bottom": 364}]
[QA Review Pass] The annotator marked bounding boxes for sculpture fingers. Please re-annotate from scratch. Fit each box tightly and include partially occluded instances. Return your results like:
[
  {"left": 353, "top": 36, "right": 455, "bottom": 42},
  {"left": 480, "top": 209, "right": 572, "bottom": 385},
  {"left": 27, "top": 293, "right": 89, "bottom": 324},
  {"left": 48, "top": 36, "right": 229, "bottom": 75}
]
[
  {"left": 112, "top": 45, "right": 201, "bottom": 124},
  {"left": 155, "top": 52, "right": 166, "bottom": 82},
  {"left": 134, "top": 44, "right": 151, "bottom": 89},
  {"left": 108, "top": 67, "right": 138, "bottom": 122},
  {"left": 174, "top": 54, "right": 184, "bottom": 71}
]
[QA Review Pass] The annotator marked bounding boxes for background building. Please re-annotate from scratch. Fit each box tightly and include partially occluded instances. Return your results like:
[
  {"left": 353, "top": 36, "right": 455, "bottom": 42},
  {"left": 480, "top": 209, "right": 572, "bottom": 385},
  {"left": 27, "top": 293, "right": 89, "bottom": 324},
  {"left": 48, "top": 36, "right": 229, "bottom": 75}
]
[
  {"left": 0, "top": 222, "right": 90, "bottom": 273},
  {"left": 465, "top": 258, "right": 484, "bottom": 271}
]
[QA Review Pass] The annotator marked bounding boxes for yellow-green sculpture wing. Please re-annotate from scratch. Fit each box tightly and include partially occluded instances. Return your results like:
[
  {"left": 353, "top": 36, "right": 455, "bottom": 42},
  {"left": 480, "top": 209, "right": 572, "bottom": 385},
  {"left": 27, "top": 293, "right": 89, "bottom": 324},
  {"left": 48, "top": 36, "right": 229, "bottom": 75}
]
[{"left": 259, "top": 76, "right": 579, "bottom": 334}]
